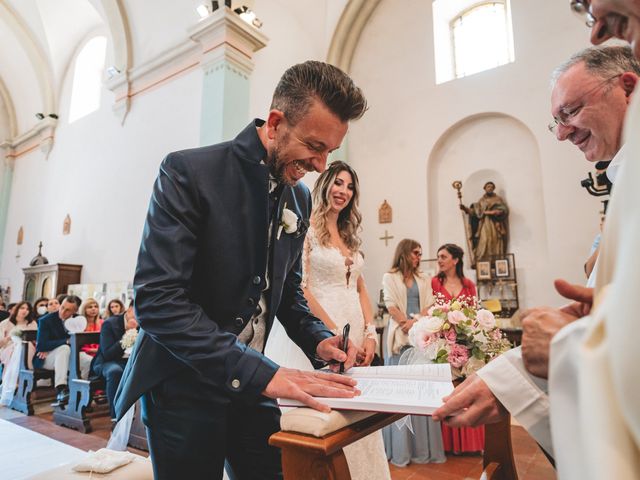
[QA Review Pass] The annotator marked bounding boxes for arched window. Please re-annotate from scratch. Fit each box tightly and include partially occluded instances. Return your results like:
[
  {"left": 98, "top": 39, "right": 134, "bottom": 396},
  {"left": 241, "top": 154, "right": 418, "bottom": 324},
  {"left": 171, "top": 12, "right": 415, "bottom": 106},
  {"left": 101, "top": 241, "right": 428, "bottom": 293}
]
[
  {"left": 68, "top": 36, "right": 107, "bottom": 123},
  {"left": 433, "top": 0, "right": 515, "bottom": 83}
]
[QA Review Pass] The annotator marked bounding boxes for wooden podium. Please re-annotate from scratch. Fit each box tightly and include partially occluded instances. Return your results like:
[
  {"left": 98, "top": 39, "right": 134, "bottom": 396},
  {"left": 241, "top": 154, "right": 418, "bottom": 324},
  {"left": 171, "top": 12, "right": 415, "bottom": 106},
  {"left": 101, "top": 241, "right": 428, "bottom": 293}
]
[{"left": 270, "top": 410, "right": 517, "bottom": 480}]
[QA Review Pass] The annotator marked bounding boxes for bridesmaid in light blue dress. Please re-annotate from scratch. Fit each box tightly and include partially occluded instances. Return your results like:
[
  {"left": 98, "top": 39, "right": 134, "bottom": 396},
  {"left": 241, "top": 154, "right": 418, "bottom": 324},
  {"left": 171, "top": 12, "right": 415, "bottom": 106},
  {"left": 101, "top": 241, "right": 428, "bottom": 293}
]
[{"left": 381, "top": 239, "right": 446, "bottom": 467}]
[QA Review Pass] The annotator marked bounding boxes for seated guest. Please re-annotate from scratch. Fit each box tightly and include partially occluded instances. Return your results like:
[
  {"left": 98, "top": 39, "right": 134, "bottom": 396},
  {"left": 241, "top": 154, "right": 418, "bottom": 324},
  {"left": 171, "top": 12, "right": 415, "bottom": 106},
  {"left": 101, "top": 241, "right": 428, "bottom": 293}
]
[
  {"left": 46, "top": 297, "right": 60, "bottom": 314},
  {"left": 92, "top": 301, "right": 137, "bottom": 422},
  {"left": 104, "top": 298, "right": 125, "bottom": 319},
  {"left": 33, "top": 297, "right": 49, "bottom": 320},
  {"left": 0, "top": 301, "right": 37, "bottom": 374},
  {"left": 80, "top": 298, "right": 103, "bottom": 356},
  {"left": 34, "top": 295, "right": 92, "bottom": 406}
]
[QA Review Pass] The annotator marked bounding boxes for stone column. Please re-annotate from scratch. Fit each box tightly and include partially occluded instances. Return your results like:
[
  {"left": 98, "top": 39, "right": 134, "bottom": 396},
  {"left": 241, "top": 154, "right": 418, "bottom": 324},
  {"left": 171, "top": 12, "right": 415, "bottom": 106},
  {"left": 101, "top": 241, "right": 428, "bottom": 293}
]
[
  {"left": 190, "top": 7, "right": 268, "bottom": 146},
  {"left": 0, "top": 150, "right": 15, "bottom": 265}
]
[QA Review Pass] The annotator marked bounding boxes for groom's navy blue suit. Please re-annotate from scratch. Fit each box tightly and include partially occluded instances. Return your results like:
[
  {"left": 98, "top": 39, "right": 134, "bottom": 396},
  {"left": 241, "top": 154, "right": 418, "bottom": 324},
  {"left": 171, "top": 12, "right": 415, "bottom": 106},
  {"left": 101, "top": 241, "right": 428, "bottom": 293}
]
[{"left": 115, "top": 120, "right": 332, "bottom": 479}]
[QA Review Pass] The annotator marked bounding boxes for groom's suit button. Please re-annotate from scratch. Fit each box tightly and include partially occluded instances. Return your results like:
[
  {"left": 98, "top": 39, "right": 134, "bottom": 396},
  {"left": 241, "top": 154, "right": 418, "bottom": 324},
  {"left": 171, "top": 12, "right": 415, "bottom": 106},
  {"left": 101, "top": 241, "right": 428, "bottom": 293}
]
[
  {"left": 234, "top": 317, "right": 243, "bottom": 327},
  {"left": 231, "top": 379, "right": 240, "bottom": 389},
  {"left": 252, "top": 276, "right": 261, "bottom": 285}
]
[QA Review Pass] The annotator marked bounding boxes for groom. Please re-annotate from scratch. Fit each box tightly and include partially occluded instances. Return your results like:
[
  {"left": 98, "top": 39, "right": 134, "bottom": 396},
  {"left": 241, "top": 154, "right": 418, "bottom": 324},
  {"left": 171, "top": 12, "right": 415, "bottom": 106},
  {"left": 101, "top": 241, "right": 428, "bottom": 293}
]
[{"left": 115, "top": 61, "right": 367, "bottom": 479}]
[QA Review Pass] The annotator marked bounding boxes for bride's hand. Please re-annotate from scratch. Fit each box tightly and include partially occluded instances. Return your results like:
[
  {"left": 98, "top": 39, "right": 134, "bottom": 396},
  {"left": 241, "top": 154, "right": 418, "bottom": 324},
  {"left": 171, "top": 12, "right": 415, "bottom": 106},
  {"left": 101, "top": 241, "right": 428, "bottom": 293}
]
[{"left": 357, "top": 338, "right": 376, "bottom": 366}]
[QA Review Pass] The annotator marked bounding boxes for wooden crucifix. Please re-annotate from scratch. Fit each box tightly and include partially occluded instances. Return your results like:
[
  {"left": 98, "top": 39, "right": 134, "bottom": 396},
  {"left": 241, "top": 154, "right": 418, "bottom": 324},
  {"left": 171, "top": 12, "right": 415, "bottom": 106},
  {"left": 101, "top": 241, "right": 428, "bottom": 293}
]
[{"left": 379, "top": 230, "right": 394, "bottom": 247}]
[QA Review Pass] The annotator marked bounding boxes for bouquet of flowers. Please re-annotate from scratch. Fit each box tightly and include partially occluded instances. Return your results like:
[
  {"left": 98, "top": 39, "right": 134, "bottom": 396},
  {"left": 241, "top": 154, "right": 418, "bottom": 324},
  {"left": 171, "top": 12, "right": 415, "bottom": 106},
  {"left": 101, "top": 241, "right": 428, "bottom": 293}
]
[
  {"left": 408, "top": 294, "right": 512, "bottom": 378},
  {"left": 120, "top": 328, "right": 138, "bottom": 354}
]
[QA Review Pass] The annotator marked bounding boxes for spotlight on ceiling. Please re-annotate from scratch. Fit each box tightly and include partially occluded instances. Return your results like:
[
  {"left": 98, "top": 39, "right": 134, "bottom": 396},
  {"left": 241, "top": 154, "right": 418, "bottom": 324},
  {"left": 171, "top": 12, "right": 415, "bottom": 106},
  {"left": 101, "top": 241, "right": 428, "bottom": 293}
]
[
  {"left": 234, "top": 5, "right": 262, "bottom": 28},
  {"left": 35, "top": 113, "right": 45, "bottom": 120},
  {"left": 196, "top": 1, "right": 231, "bottom": 18},
  {"left": 49, "top": 114, "right": 58, "bottom": 119}
]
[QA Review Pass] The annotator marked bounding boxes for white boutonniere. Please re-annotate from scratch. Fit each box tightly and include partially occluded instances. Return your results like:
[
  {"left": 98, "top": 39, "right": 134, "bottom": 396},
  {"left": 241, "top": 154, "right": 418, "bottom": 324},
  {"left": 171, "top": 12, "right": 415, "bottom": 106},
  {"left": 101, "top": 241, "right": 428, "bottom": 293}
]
[{"left": 277, "top": 203, "right": 298, "bottom": 240}]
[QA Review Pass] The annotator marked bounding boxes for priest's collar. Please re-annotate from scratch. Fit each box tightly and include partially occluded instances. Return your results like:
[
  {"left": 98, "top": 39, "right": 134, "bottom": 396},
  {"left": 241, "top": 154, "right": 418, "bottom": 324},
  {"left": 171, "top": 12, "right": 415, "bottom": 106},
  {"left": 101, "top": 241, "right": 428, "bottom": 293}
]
[{"left": 607, "top": 144, "right": 625, "bottom": 184}]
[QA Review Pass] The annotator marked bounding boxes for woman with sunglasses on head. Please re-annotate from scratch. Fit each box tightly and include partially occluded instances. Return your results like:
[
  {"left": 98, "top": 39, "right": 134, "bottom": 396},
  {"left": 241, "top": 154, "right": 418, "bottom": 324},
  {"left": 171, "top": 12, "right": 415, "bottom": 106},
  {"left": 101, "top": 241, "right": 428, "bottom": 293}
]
[
  {"left": 381, "top": 239, "right": 445, "bottom": 466},
  {"left": 266, "top": 161, "right": 389, "bottom": 480}
]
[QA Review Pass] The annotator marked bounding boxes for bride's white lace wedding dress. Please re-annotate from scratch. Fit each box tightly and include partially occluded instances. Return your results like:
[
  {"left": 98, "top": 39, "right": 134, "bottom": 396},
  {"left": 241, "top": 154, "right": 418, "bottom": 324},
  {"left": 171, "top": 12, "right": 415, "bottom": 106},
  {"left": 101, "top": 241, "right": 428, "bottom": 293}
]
[{"left": 265, "top": 227, "right": 390, "bottom": 480}]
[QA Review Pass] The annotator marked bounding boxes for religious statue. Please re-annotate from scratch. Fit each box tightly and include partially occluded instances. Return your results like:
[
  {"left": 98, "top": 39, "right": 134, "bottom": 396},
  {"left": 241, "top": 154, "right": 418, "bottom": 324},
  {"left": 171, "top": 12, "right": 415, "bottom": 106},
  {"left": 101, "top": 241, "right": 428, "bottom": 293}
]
[{"left": 460, "top": 181, "right": 509, "bottom": 264}]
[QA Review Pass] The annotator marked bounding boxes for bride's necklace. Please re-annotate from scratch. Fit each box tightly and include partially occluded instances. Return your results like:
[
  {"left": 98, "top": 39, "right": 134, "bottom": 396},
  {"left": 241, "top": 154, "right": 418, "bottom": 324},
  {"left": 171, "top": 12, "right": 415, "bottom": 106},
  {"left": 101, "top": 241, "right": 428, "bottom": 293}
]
[{"left": 345, "top": 256, "right": 354, "bottom": 286}]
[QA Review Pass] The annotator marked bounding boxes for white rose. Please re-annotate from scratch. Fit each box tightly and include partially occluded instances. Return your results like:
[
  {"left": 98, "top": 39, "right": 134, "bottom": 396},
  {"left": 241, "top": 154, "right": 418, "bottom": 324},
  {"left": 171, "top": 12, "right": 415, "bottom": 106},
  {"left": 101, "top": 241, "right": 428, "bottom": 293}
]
[
  {"left": 447, "top": 310, "right": 467, "bottom": 325},
  {"left": 422, "top": 315, "right": 445, "bottom": 334},
  {"left": 281, "top": 208, "right": 298, "bottom": 234},
  {"left": 476, "top": 309, "right": 496, "bottom": 329}
]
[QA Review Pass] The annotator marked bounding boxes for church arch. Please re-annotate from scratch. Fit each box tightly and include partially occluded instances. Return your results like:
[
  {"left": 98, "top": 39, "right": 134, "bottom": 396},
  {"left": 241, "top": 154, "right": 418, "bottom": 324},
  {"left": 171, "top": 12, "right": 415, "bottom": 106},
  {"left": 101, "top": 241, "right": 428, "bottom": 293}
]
[
  {"left": 426, "top": 113, "right": 548, "bottom": 275},
  {"left": 326, "top": 0, "right": 383, "bottom": 71}
]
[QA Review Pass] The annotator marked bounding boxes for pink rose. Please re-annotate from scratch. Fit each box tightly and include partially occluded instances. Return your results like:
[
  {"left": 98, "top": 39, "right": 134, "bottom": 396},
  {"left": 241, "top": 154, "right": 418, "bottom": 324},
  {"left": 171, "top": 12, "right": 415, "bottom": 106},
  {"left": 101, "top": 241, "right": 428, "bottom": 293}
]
[
  {"left": 491, "top": 328, "right": 503, "bottom": 340},
  {"left": 476, "top": 309, "right": 496, "bottom": 329},
  {"left": 416, "top": 330, "right": 436, "bottom": 349},
  {"left": 447, "top": 310, "right": 466, "bottom": 325},
  {"left": 444, "top": 327, "right": 457, "bottom": 344},
  {"left": 447, "top": 343, "right": 469, "bottom": 369}
]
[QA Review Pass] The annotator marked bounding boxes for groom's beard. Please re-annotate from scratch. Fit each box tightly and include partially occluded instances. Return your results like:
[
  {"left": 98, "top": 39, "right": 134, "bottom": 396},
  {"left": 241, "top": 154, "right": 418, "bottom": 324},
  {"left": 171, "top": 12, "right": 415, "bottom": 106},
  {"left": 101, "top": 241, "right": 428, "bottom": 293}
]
[{"left": 266, "top": 130, "right": 304, "bottom": 187}]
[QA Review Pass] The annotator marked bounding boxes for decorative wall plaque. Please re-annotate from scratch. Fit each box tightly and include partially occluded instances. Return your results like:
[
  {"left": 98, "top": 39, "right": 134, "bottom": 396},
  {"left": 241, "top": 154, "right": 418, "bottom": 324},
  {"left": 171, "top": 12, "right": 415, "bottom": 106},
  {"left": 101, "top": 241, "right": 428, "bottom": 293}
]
[
  {"left": 378, "top": 200, "right": 392, "bottom": 224},
  {"left": 63, "top": 214, "right": 71, "bottom": 235}
]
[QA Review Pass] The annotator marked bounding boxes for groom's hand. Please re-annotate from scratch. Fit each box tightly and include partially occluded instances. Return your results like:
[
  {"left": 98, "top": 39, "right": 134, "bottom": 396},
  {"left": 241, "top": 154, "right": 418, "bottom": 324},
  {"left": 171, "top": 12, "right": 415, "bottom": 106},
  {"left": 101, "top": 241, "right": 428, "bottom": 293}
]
[
  {"left": 316, "top": 336, "right": 360, "bottom": 373},
  {"left": 262, "top": 367, "right": 360, "bottom": 413}
]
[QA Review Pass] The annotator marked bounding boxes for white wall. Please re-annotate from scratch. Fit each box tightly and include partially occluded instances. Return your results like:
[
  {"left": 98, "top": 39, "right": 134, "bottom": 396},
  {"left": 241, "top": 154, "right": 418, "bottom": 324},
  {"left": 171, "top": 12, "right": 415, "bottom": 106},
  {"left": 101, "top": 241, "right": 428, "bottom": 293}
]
[
  {"left": 348, "top": 0, "right": 603, "bottom": 309},
  {"left": 0, "top": 67, "right": 201, "bottom": 300},
  {"left": 0, "top": 0, "right": 606, "bottom": 311}
]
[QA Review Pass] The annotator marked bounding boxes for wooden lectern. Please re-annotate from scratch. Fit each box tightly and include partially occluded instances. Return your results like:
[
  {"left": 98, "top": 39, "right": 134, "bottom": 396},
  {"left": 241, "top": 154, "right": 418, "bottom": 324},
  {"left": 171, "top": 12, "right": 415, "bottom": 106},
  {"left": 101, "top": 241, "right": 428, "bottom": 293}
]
[{"left": 270, "top": 409, "right": 517, "bottom": 480}]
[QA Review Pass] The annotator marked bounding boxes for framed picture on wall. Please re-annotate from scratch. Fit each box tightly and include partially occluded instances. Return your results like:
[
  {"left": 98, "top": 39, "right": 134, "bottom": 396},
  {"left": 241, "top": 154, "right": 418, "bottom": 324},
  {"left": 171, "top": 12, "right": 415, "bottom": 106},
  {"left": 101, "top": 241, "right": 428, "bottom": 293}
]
[
  {"left": 477, "top": 261, "right": 491, "bottom": 280},
  {"left": 495, "top": 259, "right": 509, "bottom": 277}
]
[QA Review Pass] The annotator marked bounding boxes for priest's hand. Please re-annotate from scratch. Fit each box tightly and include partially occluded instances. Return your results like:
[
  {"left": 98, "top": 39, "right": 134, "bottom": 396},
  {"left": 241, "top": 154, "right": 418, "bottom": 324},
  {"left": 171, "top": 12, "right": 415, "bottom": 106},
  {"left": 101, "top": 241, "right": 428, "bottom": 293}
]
[
  {"left": 555, "top": 279, "right": 593, "bottom": 317},
  {"left": 262, "top": 367, "right": 360, "bottom": 413},
  {"left": 521, "top": 279, "right": 592, "bottom": 379},
  {"left": 432, "top": 373, "right": 507, "bottom": 427},
  {"left": 521, "top": 306, "right": 578, "bottom": 379}
]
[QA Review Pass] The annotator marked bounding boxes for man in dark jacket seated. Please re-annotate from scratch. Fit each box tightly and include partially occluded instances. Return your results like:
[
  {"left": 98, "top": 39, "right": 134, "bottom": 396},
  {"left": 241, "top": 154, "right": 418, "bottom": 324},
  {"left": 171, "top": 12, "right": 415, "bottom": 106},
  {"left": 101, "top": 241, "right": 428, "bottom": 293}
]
[
  {"left": 92, "top": 301, "right": 138, "bottom": 421},
  {"left": 35, "top": 295, "right": 91, "bottom": 406}
]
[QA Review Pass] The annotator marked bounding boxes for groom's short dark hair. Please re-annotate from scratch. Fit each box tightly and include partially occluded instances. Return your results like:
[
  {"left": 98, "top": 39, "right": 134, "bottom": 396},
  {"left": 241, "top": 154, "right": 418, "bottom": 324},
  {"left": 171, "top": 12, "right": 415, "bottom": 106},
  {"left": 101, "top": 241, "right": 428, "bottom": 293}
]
[{"left": 270, "top": 61, "right": 367, "bottom": 125}]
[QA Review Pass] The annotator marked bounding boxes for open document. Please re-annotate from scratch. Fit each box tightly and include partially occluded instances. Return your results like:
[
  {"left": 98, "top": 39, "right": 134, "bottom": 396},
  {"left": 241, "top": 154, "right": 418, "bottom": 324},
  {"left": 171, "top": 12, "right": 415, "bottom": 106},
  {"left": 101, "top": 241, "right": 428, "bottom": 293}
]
[{"left": 279, "top": 363, "right": 454, "bottom": 415}]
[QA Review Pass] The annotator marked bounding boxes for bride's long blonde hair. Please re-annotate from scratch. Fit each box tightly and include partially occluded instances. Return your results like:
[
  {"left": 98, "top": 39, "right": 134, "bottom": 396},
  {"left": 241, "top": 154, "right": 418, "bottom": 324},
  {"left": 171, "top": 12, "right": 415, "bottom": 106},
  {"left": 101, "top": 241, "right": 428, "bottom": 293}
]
[{"left": 311, "top": 161, "right": 362, "bottom": 252}]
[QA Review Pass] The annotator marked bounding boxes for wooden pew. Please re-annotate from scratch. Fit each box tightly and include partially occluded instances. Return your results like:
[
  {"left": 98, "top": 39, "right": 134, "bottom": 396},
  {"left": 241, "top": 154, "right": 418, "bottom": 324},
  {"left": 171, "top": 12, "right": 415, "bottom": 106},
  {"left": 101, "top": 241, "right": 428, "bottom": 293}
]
[
  {"left": 52, "top": 332, "right": 109, "bottom": 433},
  {"left": 270, "top": 410, "right": 518, "bottom": 480},
  {"left": 10, "top": 330, "right": 56, "bottom": 415}
]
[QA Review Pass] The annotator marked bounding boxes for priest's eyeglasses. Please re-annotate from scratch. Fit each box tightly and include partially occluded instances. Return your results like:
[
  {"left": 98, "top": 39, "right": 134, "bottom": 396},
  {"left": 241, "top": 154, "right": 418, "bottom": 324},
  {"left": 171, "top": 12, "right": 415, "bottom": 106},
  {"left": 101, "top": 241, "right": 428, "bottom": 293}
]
[{"left": 548, "top": 74, "right": 621, "bottom": 133}]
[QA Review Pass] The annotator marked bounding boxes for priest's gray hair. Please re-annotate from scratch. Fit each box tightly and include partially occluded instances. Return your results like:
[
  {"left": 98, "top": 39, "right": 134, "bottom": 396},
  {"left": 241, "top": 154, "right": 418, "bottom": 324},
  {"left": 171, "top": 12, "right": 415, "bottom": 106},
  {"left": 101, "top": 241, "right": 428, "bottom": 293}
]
[{"left": 550, "top": 45, "right": 640, "bottom": 88}]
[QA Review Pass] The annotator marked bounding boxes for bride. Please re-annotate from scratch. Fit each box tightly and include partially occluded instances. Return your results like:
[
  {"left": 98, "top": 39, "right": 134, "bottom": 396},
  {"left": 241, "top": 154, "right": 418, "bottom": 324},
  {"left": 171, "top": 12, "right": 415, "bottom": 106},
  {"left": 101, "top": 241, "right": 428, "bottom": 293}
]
[{"left": 265, "top": 161, "right": 390, "bottom": 480}]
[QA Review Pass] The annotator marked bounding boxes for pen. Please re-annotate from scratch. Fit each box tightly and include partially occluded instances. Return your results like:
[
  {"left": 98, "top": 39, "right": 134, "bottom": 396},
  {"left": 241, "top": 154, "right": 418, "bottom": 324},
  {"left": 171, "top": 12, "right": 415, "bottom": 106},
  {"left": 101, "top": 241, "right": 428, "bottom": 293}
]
[{"left": 339, "top": 323, "right": 350, "bottom": 374}]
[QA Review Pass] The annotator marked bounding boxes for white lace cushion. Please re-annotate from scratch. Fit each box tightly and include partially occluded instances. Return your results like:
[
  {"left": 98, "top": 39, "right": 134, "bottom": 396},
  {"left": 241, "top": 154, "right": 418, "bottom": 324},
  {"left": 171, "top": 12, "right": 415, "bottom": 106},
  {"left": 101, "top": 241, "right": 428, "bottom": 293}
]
[{"left": 280, "top": 407, "right": 375, "bottom": 437}]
